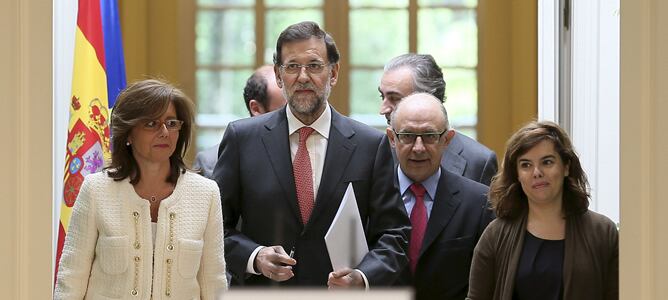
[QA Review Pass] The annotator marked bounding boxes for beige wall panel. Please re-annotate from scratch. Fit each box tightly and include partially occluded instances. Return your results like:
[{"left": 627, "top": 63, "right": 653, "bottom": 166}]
[
  {"left": 0, "top": 0, "right": 20, "bottom": 296},
  {"left": 509, "top": 1, "right": 537, "bottom": 132},
  {"left": 651, "top": 1, "right": 668, "bottom": 294},
  {"left": 621, "top": 0, "right": 668, "bottom": 298},
  {"left": 119, "top": 0, "right": 149, "bottom": 82},
  {"left": 478, "top": 0, "right": 537, "bottom": 159},
  {"left": 0, "top": 0, "right": 52, "bottom": 298}
]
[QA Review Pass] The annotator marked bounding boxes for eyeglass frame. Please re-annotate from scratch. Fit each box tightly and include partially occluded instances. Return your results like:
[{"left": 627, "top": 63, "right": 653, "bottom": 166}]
[
  {"left": 279, "top": 62, "right": 330, "bottom": 75},
  {"left": 140, "top": 119, "right": 184, "bottom": 132},
  {"left": 391, "top": 128, "right": 449, "bottom": 145}
]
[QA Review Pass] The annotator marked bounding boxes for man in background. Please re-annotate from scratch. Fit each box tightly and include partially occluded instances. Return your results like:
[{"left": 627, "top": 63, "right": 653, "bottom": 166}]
[
  {"left": 194, "top": 65, "right": 286, "bottom": 178},
  {"left": 378, "top": 54, "right": 498, "bottom": 185}
]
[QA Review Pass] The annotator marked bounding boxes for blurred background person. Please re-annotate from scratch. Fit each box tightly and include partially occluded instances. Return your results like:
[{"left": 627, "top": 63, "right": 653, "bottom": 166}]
[
  {"left": 378, "top": 53, "right": 497, "bottom": 186},
  {"left": 466, "top": 121, "right": 618, "bottom": 300},
  {"left": 193, "top": 65, "right": 286, "bottom": 178},
  {"left": 389, "top": 93, "right": 493, "bottom": 300},
  {"left": 55, "top": 79, "right": 227, "bottom": 299}
]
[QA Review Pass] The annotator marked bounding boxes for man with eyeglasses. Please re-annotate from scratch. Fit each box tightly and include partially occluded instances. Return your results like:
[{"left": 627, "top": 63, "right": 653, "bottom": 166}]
[
  {"left": 387, "top": 93, "right": 493, "bottom": 300},
  {"left": 193, "top": 65, "right": 286, "bottom": 178},
  {"left": 379, "top": 54, "right": 497, "bottom": 186},
  {"left": 213, "top": 21, "right": 410, "bottom": 288}
]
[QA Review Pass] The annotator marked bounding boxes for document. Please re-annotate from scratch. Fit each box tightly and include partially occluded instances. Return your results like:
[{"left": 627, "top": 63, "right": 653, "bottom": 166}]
[{"left": 324, "top": 183, "right": 369, "bottom": 271}]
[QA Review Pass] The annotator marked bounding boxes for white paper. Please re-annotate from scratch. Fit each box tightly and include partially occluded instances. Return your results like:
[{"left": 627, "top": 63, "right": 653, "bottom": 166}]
[{"left": 324, "top": 183, "right": 369, "bottom": 271}]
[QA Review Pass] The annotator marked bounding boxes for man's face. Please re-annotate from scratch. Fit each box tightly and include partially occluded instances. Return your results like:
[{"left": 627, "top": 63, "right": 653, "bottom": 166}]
[
  {"left": 387, "top": 97, "right": 453, "bottom": 183},
  {"left": 379, "top": 67, "right": 415, "bottom": 125},
  {"left": 275, "top": 37, "right": 339, "bottom": 120}
]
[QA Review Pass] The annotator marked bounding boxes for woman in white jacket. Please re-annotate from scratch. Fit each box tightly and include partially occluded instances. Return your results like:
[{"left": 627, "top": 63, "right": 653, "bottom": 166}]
[{"left": 55, "top": 79, "right": 228, "bottom": 299}]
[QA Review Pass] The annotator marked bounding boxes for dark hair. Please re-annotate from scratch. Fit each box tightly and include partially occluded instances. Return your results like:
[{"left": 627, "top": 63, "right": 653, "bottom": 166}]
[
  {"left": 490, "top": 120, "right": 590, "bottom": 219},
  {"left": 106, "top": 79, "right": 195, "bottom": 185},
  {"left": 243, "top": 71, "right": 268, "bottom": 116},
  {"left": 384, "top": 54, "right": 446, "bottom": 102},
  {"left": 273, "top": 21, "right": 340, "bottom": 65}
]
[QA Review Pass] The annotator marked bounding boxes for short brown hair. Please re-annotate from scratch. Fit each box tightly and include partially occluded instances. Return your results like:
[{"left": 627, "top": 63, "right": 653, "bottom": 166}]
[
  {"left": 273, "top": 21, "right": 340, "bottom": 65},
  {"left": 490, "top": 120, "right": 589, "bottom": 219},
  {"left": 106, "top": 79, "right": 195, "bottom": 184}
]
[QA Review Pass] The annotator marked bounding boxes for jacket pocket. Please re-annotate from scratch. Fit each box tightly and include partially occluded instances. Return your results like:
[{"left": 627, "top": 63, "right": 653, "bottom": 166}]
[
  {"left": 178, "top": 239, "right": 204, "bottom": 278},
  {"left": 96, "top": 235, "right": 129, "bottom": 275}
]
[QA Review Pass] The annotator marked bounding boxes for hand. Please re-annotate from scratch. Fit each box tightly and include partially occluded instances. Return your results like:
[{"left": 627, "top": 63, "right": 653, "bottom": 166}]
[
  {"left": 255, "top": 246, "right": 296, "bottom": 282},
  {"left": 327, "top": 268, "right": 364, "bottom": 289}
]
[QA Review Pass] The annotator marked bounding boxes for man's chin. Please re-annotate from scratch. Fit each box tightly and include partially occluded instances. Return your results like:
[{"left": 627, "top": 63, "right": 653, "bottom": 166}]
[{"left": 289, "top": 100, "right": 321, "bottom": 116}]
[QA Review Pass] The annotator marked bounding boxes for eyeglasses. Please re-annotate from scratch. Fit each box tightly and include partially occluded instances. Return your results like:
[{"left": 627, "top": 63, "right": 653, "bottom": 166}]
[
  {"left": 280, "top": 63, "right": 327, "bottom": 75},
  {"left": 392, "top": 129, "right": 448, "bottom": 144},
  {"left": 142, "top": 119, "right": 184, "bottom": 132}
]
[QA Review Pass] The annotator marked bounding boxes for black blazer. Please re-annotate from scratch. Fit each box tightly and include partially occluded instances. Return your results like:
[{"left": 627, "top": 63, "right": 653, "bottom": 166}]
[
  {"left": 444, "top": 133, "right": 498, "bottom": 186},
  {"left": 395, "top": 169, "right": 494, "bottom": 300},
  {"left": 213, "top": 106, "right": 410, "bottom": 286}
]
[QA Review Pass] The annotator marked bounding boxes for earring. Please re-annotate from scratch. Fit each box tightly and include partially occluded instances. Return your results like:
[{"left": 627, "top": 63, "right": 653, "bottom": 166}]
[{"left": 126, "top": 141, "right": 131, "bottom": 146}]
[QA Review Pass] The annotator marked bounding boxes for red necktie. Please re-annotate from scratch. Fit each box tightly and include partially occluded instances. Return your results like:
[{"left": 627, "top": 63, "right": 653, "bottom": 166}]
[
  {"left": 408, "top": 183, "right": 427, "bottom": 273},
  {"left": 293, "top": 127, "right": 315, "bottom": 225}
]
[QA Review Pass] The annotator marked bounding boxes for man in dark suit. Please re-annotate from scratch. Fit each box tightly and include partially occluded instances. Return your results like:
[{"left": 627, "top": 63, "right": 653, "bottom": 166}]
[
  {"left": 194, "top": 65, "right": 286, "bottom": 178},
  {"left": 213, "top": 21, "right": 410, "bottom": 288},
  {"left": 387, "top": 93, "right": 494, "bottom": 299},
  {"left": 378, "top": 54, "right": 498, "bottom": 185}
]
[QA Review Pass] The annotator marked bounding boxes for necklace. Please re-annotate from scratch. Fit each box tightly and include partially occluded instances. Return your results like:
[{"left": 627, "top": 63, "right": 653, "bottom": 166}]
[{"left": 150, "top": 196, "right": 157, "bottom": 203}]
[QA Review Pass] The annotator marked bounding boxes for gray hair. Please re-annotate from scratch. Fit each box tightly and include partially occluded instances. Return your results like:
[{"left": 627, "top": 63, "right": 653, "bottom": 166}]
[
  {"left": 390, "top": 92, "right": 449, "bottom": 130},
  {"left": 384, "top": 54, "right": 446, "bottom": 102}
]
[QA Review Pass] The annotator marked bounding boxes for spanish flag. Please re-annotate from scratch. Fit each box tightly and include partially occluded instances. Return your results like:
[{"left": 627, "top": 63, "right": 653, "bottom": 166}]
[{"left": 55, "top": 0, "right": 126, "bottom": 282}]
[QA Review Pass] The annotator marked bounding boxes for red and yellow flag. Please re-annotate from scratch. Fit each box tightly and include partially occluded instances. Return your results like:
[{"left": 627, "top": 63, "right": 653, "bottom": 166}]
[{"left": 55, "top": 0, "right": 126, "bottom": 282}]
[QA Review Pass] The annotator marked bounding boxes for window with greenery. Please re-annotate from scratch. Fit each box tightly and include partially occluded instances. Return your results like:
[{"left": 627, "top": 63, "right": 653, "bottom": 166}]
[{"left": 195, "top": 0, "right": 477, "bottom": 151}]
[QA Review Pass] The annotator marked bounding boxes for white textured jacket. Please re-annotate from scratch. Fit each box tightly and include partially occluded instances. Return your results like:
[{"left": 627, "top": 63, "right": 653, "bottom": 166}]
[{"left": 55, "top": 171, "right": 228, "bottom": 299}]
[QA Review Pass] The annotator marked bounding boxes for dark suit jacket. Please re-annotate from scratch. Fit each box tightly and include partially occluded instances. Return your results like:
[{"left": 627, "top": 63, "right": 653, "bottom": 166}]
[
  {"left": 395, "top": 168, "right": 494, "bottom": 300},
  {"left": 193, "top": 144, "right": 219, "bottom": 179},
  {"left": 387, "top": 132, "right": 498, "bottom": 186},
  {"left": 213, "top": 106, "right": 410, "bottom": 287}
]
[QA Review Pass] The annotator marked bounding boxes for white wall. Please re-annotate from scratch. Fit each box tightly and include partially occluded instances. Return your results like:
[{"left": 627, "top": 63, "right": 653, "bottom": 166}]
[
  {"left": 570, "top": 0, "right": 620, "bottom": 223},
  {"left": 538, "top": 0, "right": 620, "bottom": 224}
]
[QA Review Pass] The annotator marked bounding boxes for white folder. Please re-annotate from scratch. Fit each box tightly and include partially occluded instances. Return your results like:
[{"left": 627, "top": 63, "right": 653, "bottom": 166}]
[{"left": 324, "top": 183, "right": 369, "bottom": 271}]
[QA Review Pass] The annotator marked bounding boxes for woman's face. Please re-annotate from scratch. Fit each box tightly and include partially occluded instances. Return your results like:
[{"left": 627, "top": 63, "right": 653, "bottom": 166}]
[
  {"left": 516, "top": 139, "right": 569, "bottom": 207},
  {"left": 127, "top": 102, "right": 180, "bottom": 167}
]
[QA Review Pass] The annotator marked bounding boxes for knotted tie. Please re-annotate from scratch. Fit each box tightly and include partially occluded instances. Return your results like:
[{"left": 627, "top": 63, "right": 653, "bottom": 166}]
[
  {"left": 293, "top": 127, "right": 315, "bottom": 224},
  {"left": 408, "top": 183, "right": 427, "bottom": 273}
]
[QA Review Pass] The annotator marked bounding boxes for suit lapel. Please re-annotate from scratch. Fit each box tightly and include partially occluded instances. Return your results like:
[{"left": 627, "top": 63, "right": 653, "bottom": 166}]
[
  {"left": 419, "top": 171, "right": 462, "bottom": 258},
  {"left": 261, "top": 109, "right": 302, "bottom": 222},
  {"left": 442, "top": 133, "right": 466, "bottom": 176},
  {"left": 309, "top": 108, "right": 356, "bottom": 228}
]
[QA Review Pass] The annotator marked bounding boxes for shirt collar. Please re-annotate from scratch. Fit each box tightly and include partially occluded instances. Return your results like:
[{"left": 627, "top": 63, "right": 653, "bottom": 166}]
[
  {"left": 397, "top": 166, "right": 441, "bottom": 200},
  {"left": 286, "top": 102, "right": 331, "bottom": 139}
]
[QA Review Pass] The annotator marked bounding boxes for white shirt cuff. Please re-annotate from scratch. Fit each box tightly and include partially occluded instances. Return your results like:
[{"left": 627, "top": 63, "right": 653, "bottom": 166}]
[
  {"left": 354, "top": 269, "right": 370, "bottom": 290},
  {"left": 246, "top": 246, "right": 265, "bottom": 275}
]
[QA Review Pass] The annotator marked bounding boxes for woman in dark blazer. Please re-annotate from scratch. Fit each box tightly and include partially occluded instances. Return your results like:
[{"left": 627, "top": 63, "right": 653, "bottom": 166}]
[{"left": 467, "top": 121, "right": 618, "bottom": 300}]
